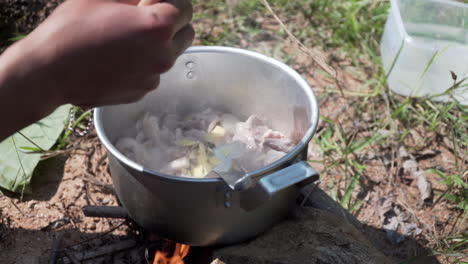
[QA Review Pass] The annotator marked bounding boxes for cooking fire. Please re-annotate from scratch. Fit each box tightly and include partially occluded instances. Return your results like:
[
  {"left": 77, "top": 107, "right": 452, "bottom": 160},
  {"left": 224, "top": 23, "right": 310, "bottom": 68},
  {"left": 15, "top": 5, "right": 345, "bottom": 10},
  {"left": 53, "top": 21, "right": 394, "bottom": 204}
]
[{"left": 154, "top": 243, "right": 190, "bottom": 264}]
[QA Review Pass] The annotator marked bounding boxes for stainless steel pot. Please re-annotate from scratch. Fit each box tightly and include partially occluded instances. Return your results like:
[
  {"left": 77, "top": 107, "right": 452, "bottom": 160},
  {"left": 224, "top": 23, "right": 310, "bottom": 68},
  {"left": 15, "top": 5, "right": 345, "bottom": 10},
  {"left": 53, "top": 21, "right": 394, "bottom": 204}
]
[{"left": 94, "top": 46, "right": 320, "bottom": 246}]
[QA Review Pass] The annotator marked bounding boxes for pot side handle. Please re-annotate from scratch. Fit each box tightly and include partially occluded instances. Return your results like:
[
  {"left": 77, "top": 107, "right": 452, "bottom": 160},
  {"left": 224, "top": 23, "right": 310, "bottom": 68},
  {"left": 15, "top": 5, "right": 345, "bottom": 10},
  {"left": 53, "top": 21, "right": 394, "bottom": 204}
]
[{"left": 240, "top": 161, "right": 319, "bottom": 211}]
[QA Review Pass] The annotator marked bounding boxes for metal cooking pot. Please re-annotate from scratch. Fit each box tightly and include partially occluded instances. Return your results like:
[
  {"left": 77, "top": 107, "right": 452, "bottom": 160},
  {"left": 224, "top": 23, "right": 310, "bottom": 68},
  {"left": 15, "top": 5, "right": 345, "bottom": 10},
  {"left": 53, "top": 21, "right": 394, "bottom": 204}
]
[{"left": 94, "top": 46, "right": 320, "bottom": 246}]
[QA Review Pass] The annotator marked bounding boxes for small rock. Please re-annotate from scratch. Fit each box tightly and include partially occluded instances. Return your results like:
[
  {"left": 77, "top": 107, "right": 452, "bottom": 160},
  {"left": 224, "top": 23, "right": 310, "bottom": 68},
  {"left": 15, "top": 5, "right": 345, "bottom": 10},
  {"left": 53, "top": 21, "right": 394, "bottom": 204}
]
[
  {"left": 27, "top": 201, "right": 37, "bottom": 209},
  {"left": 211, "top": 259, "right": 226, "bottom": 264},
  {"left": 74, "top": 182, "right": 84, "bottom": 189}
]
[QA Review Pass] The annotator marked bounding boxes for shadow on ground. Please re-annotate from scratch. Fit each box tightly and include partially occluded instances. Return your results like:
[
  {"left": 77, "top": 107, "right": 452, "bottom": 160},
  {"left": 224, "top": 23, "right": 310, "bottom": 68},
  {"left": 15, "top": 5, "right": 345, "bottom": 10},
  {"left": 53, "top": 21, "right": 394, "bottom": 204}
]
[
  {"left": 0, "top": 209, "right": 440, "bottom": 264},
  {"left": 0, "top": 156, "right": 67, "bottom": 202}
]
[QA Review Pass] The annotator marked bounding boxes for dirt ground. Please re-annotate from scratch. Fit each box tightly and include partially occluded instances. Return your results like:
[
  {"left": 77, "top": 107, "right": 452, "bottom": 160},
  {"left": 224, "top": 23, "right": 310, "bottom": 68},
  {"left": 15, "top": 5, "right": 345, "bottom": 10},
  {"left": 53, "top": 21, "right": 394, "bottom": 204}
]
[
  {"left": 0, "top": 0, "right": 466, "bottom": 264},
  {"left": 1, "top": 131, "right": 457, "bottom": 264},
  {"left": 0, "top": 132, "right": 448, "bottom": 264},
  {"left": 0, "top": 135, "right": 144, "bottom": 263}
]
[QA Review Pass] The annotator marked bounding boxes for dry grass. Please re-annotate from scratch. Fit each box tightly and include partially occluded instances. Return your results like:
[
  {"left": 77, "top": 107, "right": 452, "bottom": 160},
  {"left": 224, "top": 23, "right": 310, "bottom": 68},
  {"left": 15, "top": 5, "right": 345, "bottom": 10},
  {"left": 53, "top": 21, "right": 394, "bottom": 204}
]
[
  {"left": 192, "top": 0, "right": 467, "bottom": 263},
  {"left": 0, "top": 0, "right": 466, "bottom": 262}
]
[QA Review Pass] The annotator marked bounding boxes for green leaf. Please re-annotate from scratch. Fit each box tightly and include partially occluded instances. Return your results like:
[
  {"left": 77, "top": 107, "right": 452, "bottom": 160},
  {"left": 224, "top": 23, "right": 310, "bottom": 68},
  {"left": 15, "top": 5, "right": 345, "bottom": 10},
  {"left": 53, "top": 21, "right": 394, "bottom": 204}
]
[
  {"left": 349, "top": 199, "right": 364, "bottom": 214},
  {"left": 443, "top": 193, "right": 458, "bottom": 203},
  {"left": 348, "top": 130, "right": 389, "bottom": 153},
  {"left": 0, "top": 104, "right": 71, "bottom": 193},
  {"left": 391, "top": 99, "right": 411, "bottom": 119},
  {"left": 451, "top": 175, "right": 467, "bottom": 188},
  {"left": 341, "top": 175, "right": 360, "bottom": 209},
  {"left": 8, "top": 32, "right": 26, "bottom": 42},
  {"left": 426, "top": 168, "right": 447, "bottom": 179},
  {"left": 329, "top": 180, "right": 337, "bottom": 201},
  {"left": 419, "top": 47, "right": 448, "bottom": 80},
  {"left": 19, "top": 146, "right": 43, "bottom": 152}
]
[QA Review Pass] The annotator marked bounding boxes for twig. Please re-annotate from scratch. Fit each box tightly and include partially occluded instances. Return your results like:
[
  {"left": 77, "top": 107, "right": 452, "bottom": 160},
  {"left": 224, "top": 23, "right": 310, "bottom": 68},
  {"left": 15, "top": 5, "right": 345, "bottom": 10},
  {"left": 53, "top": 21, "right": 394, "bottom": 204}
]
[
  {"left": 41, "top": 218, "right": 71, "bottom": 231},
  {"left": 0, "top": 216, "right": 11, "bottom": 239},
  {"left": 40, "top": 148, "right": 76, "bottom": 160},
  {"left": 396, "top": 195, "right": 423, "bottom": 227},
  {"left": 6, "top": 196, "right": 24, "bottom": 216},
  {"left": 431, "top": 188, "right": 450, "bottom": 210},
  {"left": 82, "top": 173, "right": 115, "bottom": 194},
  {"left": 48, "top": 233, "right": 63, "bottom": 264},
  {"left": 85, "top": 146, "right": 97, "bottom": 176},
  {"left": 261, "top": 0, "right": 337, "bottom": 79},
  {"left": 389, "top": 141, "right": 397, "bottom": 186},
  {"left": 82, "top": 206, "right": 129, "bottom": 219},
  {"left": 62, "top": 221, "right": 126, "bottom": 249},
  {"left": 12, "top": 199, "right": 26, "bottom": 215},
  {"left": 83, "top": 180, "right": 98, "bottom": 206},
  {"left": 96, "top": 153, "right": 108, "bottom": 168},
  {"left": 60, "top": 201, "right": 78, "bottom": 229},
  {"left": 448, "top": 211, "right": 466, "bottom": 237},
  {"left": 63, "top": 240, "right": 137, "bottom": 263}
]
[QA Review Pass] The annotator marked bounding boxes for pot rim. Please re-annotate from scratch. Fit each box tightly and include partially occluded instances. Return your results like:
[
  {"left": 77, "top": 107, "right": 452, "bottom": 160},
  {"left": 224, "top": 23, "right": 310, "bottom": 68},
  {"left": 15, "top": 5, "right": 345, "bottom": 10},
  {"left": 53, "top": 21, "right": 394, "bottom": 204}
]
[{"left": 94, "top": 46, "right": 320, "bottom": 183}]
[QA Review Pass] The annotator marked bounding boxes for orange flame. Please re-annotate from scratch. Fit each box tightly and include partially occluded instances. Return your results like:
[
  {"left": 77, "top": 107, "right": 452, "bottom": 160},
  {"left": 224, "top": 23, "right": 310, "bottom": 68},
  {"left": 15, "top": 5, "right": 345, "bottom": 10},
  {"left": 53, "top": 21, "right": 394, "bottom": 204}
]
[{"left": 153, "top": 243, "right": 190, "bottom": 264}]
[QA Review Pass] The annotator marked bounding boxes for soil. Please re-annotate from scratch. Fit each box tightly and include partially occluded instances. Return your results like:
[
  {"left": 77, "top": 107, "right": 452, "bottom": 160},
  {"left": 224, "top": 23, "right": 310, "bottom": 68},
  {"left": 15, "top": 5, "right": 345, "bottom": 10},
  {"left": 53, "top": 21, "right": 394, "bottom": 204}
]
[
  {"left": 0, "top": 135, "right": 147, "bottom": 263},
  {"left": 1, "top": 1, "right": 466, "bottom": 264},
  {"left": 0, "top": 0, "right": 62, "bottom": 51}
]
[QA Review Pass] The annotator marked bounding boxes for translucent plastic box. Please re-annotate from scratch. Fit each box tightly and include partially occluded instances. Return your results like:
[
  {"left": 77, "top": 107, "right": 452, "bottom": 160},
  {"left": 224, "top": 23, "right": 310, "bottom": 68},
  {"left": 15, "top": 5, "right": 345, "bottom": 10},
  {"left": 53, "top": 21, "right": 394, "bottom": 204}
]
[{"left": 380, "top": 0, "right": 468, "bottom": 104}]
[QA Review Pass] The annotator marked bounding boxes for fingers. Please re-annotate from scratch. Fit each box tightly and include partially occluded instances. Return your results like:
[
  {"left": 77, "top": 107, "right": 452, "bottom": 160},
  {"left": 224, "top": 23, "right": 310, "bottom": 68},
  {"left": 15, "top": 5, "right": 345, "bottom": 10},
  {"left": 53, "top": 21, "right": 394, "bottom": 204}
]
[
  {"left": 85, "top": 75, "right": 160, "bottom": 107},
  {"left": 137, "top": 0, "right": 161, "bottom": 6},
  {"left": 118, "top": 76, "right": 159, "bottom": 104},
  {"left": 172, "top": 24, "right": 194, "bottom": 56},
  {"left": 117, "top": 0, "right": 161, "bottom": 6},
  {"left": 117, "top": 0, "right": 141, "bottom": 5},
  {"left": 148, "top": 0, "right": 193, "bottom": 35},
  {"left": 142, "top": 74, "right": 161, "bottom": 92}
]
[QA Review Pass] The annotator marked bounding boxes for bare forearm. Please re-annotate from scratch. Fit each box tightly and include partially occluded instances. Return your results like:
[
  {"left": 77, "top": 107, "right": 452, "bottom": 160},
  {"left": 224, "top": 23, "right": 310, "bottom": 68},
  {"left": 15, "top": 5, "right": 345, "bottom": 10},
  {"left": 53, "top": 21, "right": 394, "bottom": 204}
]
[
  {"left": 0, "top": 41, "right": 60, "bottom": 141},
  {"left": 0, "top": 0, "right": 194, "bottom": 141}
]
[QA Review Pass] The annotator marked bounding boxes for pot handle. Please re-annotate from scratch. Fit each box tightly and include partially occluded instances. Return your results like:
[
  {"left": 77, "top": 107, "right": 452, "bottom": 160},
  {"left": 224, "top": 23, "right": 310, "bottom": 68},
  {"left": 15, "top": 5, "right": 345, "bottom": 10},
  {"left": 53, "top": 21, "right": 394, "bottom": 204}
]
[{"left": 240, "top": 161, "right": 319, "bottom": 211}]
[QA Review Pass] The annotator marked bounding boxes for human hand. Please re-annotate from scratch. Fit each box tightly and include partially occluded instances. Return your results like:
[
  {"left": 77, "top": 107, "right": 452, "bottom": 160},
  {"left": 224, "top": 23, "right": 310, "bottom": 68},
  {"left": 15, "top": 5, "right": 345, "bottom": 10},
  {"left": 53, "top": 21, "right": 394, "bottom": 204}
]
[{"left": 5, "top": 0, "right": 194, "bottom": 108}]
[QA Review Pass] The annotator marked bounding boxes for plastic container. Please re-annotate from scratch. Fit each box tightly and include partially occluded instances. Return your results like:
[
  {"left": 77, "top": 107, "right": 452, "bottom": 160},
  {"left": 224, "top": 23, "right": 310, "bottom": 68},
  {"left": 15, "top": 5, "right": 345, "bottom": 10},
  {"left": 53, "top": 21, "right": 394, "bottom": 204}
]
[{"left": 380, "top": 0, "right": 468, "bottom": 104}]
